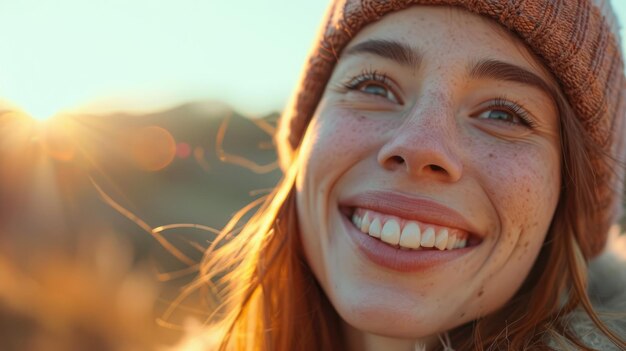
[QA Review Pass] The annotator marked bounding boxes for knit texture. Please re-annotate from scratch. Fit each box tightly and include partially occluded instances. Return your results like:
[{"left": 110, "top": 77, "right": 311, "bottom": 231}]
[{"left": 276, "top": 0, "right": 626, "bottom": 258}]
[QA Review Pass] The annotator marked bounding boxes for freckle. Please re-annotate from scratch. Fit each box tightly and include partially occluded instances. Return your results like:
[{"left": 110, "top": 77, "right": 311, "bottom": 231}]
[{"left": 488, "top": 153, "right": 494, "bottom": 158}]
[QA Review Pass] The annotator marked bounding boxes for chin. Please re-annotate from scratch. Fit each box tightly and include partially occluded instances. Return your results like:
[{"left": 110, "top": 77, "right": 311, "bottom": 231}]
[{"left": 335, "top": 295, "right": 462, "bottom": 339}]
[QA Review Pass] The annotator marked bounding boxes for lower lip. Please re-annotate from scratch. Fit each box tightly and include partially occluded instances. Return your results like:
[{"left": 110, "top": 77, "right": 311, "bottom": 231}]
[{"left": 341, "top": 213, "right": 473, "bottom": 272}]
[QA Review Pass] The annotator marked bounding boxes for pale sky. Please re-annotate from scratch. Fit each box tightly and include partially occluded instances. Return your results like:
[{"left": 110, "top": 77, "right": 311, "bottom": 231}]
[{"left": 1, "top": 1, "right": 626, "bottom": 120}]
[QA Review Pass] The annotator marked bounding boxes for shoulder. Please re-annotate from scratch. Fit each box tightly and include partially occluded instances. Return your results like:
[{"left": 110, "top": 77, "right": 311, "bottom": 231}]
[
  {"left": 587, "top": 230, "right": 626, "bottom": 311},
  {"left": 554, "top": 229, "right": 626, "bottom": 350}
]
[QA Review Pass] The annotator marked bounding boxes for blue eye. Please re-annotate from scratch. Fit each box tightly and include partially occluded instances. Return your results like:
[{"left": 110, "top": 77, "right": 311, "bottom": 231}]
[
  {"left": 475, "top": 98, "right": 536, "bottom": 129},
  {"left": 342, "top": 70, "right": 402, "bottom": 104},
  {"left": 361, "top": 84, "right": 389, "bottom": 97},
  {"left": 359, "top": 83, "right": 399, "bottom": 102},
  {"left": 477, "top": 109, "right": 523, "bottom": 124}
]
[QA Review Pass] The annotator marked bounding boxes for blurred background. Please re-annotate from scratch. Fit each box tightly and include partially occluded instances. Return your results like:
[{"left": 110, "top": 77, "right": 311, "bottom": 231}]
[{"left": 1, "top": 1, "right": 626, "bottom": 349}]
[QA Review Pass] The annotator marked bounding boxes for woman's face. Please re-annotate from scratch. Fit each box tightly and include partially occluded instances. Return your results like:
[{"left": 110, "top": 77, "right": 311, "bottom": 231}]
[{"left": 295, "top": 7, "right": 561, "bottom": 338}]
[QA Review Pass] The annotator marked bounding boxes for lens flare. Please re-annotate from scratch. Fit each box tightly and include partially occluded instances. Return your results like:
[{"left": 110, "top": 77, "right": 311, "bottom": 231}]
[
  {"left": 129, "top": 126, "right": 176, "bottom": 171},
  {"left": 176, "top": 142, "right": 191, "bottom": 159},
  {"left": 40, "top": 119, "right": 76, "bottom": 162}
]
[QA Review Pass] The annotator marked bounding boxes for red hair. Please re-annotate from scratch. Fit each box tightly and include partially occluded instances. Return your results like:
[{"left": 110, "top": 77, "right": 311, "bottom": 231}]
[{"left": 191, "top": 82, "right": 625, "bottom": 350}]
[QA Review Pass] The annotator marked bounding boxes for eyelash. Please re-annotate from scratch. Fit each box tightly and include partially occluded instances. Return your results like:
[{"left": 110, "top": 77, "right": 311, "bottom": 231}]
[
  {"left": 486, "top": 97, "right": 537, "bottom": 129},
  {"left": 340, "top": 71, "right": 536, "bottom": 129},
  {"left": 342, "top": 69, "right": 391, "bottom": 88},
  {"left": 340, "top": 69, "right": 400, "bottom": 103}
]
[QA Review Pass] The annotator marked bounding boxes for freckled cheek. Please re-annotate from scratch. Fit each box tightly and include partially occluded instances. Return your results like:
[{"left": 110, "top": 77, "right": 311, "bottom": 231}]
[
  {"left": 302, "top": 108, "right": 389, "bottom": 173},
  {"left": 473, "top": 146, "right": 560, "bottom": 232}
]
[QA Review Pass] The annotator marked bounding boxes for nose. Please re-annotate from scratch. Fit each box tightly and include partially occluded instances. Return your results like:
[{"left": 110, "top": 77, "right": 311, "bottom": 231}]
[{"left": 377, "top": 110, "right": 463, "bottom": 182}]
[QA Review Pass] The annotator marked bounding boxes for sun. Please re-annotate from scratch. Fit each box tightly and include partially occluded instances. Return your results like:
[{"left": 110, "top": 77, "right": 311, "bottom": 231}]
[
  {"left": 23, "top": 105, "right": 60, "bottom": 122},
  {"left": 0, "top": 98, "right": 60, "bottom": 122}
]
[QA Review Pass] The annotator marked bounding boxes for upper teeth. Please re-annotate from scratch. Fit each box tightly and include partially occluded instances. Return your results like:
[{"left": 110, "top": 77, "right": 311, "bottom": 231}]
[{"left": 351, "top": 209, "right": 468, "bottom": 251}]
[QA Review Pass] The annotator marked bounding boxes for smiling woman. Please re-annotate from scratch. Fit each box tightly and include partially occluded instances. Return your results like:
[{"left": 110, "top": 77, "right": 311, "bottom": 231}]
[
  {"left": 296, "top": 6, "right": 563, "bottom": 343},
  {"left": 194, "top": 1, "right": 626, "bottom": 350}
]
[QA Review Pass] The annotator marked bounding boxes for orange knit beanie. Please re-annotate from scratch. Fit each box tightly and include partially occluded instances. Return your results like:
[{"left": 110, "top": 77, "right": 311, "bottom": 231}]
[{"left": 276, "top": 0, "right": 626, "bottom": 258}]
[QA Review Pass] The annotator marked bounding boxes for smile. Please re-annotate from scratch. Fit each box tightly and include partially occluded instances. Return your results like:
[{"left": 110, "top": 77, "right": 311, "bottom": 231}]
[
  {"left": 339, "top": 191, "right": 483, "bottom": 271},
  {"left": 350, "top": 208, "right": 469, "bottom": 251}
]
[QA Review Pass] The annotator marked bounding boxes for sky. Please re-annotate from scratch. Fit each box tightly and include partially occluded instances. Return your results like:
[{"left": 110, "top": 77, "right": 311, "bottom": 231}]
[{"left": 1, "top": 1, "right": 626, "bottom": 120}]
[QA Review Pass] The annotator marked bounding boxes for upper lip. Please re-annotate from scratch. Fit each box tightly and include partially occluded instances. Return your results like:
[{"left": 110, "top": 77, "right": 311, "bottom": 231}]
[{"left": 341, "top": 190, "right": 481, "bottom": 237}]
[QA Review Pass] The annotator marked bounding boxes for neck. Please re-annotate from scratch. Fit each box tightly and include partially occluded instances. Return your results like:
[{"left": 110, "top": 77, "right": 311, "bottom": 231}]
[{"left": 343, "top": 321, "right": 441, "bottom": 351}]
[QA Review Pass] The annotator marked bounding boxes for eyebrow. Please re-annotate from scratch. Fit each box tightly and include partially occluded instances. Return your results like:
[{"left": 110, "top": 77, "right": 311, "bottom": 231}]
[
  {"left": 468, "top": 59, "right": 555, "bottom": 98},
  {"left": 343, "top": 39, "right": 422, "bottom": 68},
  {"left": 343, "top": 39, "right": 555, "bottom": 99}
]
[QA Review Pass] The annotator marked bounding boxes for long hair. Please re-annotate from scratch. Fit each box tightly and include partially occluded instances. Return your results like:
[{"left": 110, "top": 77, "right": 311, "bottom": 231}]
[
  {"left": 197, "top": 88, "right": 625, "bottom": 350},
  {"left": 196, "top": 156, "right": 344, "bottom": 350}
]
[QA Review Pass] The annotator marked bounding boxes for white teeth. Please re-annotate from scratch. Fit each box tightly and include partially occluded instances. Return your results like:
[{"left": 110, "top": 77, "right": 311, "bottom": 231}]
[
  {"left": 380, "top": 219, "right": 401, "bottom": 245},
  {"left": 399, "top": 221, "right": 421, "bottom": 249},
  {"left": 434, "top": 228, "right": 449, "bottom": 250},
  {"left": 361, "top": 212, "right": 371, "bottom": 233},
  {"left": 352, "top": 209, "right": 472, "bottom": 251},
  {"left": 352, "top": 214, "right": 361, "bottom": 228},
  {"left": 446, "top": 235, "right": 457, "bottom": 250},
  {"left": 456, "top": 238, "right": 467, "bottom": 249},
  {"left": 368, "top": 218, "right": 382, "bottom": 238},
  {"left": 420, "top": 227, "right": 436, "bottom": 247}
]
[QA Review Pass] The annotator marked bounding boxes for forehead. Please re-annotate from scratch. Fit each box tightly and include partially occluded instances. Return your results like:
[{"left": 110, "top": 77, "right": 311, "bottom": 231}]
[{"left": 344, "top": 6, "right": 554, "bottom": 83}]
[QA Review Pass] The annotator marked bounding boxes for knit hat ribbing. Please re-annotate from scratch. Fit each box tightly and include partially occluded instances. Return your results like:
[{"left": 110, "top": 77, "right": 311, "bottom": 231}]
[{"left": 276, "top": 0, "right": 626, "bottom": 258}]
